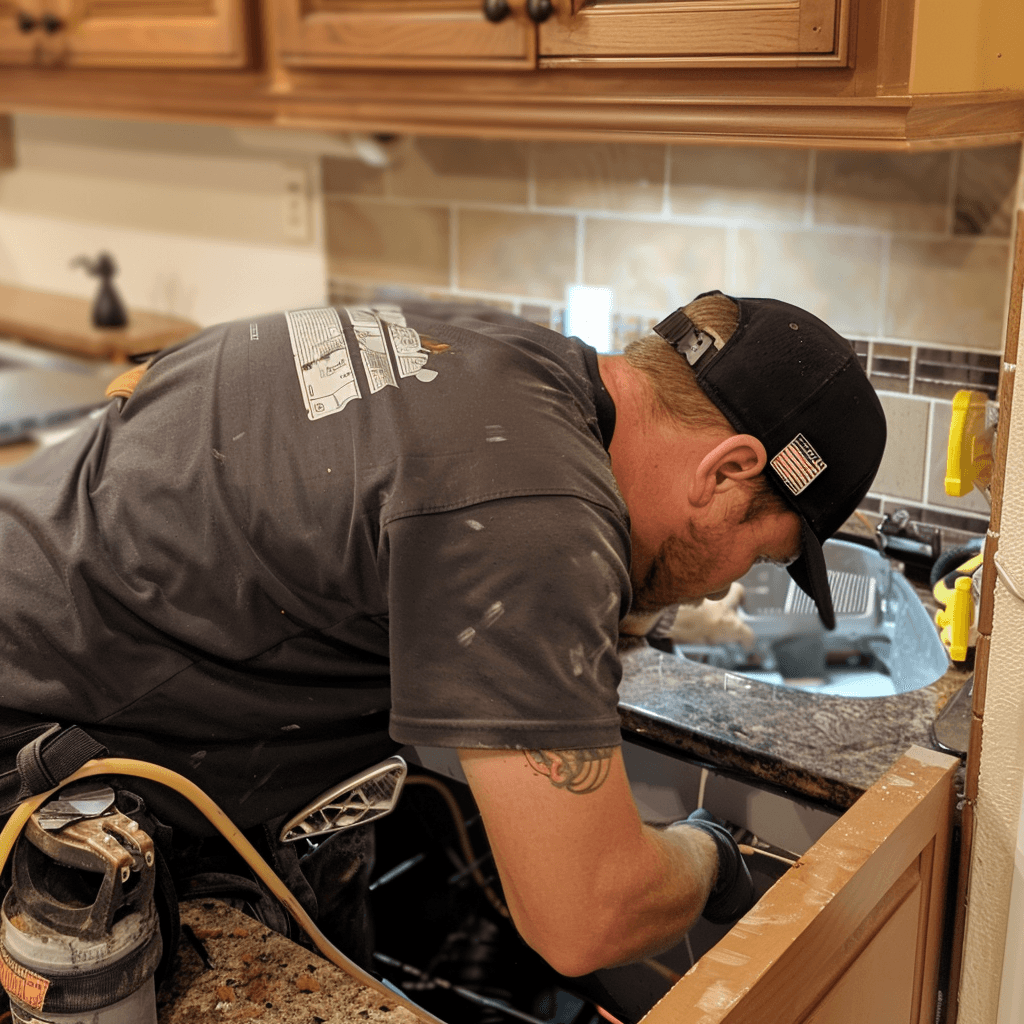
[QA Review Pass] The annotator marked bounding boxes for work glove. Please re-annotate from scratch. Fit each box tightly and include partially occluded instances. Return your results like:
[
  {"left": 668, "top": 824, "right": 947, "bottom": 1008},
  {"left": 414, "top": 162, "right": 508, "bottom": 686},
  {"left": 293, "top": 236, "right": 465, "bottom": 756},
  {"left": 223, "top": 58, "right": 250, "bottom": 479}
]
[{"left": 678, "top": 808, "right": 755, "bottom": 925}]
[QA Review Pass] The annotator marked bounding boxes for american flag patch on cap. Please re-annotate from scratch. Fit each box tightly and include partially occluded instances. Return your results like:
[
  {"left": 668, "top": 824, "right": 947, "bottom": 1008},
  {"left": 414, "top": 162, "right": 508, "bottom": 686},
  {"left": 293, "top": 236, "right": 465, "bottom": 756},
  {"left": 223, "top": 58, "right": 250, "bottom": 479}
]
[{"left": 771, "top": 434, "right": 827, "bottom": 495}]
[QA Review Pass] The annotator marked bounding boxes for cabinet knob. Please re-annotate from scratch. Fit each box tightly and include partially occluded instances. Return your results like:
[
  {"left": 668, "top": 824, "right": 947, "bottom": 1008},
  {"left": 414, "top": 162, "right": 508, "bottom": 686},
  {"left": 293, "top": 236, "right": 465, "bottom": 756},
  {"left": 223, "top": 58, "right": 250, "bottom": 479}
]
[
  {"left": 526, "top": 0, "right": 553, "bottom": 22},
  {"left": 41, "top": 12, "right": 62, "bottom": 32},
  {"left": 482, "top": 0, "right": 510, "bottom": 22},
  {"left": 16, "top": 10, "right": 36, "bottom": 32}
]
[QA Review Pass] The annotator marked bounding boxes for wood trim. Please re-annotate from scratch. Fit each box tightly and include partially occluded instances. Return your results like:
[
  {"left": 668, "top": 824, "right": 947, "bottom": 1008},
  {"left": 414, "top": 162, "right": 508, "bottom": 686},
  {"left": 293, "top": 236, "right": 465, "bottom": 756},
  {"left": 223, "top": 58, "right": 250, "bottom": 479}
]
[
  {"left": 0, "top": 61, "right": 1020, "bottom": 150},
  {"left": 873, "top": 0, "right": 916, "bottom": 95},
  {"left": 0, "top": 113, "right": 12, "bottom": 167},
  {"left": 640, "top": 747, "right": 958, "bottom": 1024},
  {"left": 987, "top": 208, "right": 1024, "bottom": 539}
]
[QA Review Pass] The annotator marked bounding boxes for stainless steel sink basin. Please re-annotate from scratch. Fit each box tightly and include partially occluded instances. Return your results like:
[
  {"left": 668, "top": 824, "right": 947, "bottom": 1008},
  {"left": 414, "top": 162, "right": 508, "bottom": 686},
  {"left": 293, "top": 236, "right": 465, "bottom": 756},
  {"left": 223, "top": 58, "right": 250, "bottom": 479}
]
[{"left": 675, "top": 539, "right": 950, "bottom": 697}]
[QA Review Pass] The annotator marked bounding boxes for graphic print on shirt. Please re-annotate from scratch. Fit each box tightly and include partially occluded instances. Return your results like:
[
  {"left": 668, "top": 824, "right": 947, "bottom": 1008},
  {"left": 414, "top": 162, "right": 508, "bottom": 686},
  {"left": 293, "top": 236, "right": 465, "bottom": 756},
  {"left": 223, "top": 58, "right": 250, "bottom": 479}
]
[
  {"left": 347, "top": 307, "right": 398, "bottom": 394},
  {"left": 286, "top": 305, "right": 441, "bottom": 420},
  {"left": 344, "top": 307, "right": 439, "bottom": 384},
  {"left": 286, "top": 307, "right": 361, "bottom": 420}
]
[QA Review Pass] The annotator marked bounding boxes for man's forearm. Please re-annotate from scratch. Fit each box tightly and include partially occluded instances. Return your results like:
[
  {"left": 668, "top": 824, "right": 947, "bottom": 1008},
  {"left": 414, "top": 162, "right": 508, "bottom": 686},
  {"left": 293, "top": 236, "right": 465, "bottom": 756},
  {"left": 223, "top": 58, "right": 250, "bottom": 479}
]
[
  {"left": 574, "top": 819, "right": 719, "bottom": 971},
  {"left": 463, "top": 746, "right": 721, "bottom": 976}
]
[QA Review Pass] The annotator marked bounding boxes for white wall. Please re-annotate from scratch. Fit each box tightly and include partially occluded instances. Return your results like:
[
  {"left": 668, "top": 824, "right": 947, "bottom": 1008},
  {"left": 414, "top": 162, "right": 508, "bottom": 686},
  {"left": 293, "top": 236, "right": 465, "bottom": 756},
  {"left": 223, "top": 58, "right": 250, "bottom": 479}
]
[
  {"left": 997, "top": 784, "right": 1024, "bottom": 1024},
  {"left": 0, "top": 114, "right": 330, "bottom": 327},
  {"left": 960, "top": 260, "right": 1024, "bottom": 1024}
]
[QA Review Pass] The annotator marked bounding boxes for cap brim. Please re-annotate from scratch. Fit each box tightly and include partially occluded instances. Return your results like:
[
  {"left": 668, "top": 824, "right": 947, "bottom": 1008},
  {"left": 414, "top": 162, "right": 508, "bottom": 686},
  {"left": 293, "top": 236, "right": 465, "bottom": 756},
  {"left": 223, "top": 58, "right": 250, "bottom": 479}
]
[{"left": 787, "top": 519, "right": 835, "bottom": 630}]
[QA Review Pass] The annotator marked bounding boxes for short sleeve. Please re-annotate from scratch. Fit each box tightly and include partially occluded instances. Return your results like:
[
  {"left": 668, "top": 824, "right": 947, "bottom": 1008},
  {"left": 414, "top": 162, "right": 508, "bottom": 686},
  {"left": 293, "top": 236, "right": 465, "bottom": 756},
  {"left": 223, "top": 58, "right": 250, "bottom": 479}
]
[{"left": 385, "top": 494, "right": 631, "bottom": 750}]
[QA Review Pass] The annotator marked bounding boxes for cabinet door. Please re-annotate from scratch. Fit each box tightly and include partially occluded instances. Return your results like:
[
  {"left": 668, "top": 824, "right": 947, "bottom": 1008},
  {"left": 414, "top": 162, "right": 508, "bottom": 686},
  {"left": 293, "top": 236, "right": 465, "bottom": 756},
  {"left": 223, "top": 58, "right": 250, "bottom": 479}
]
[
  {"left": 0, "top": 0, "right": 42, "bottom": 64},
  {"left": 24, "top": 0, "right": 248, "bottom": 68},
  {"left": 274, "top": 0, "right": 535, "bottom": 70},
  {"left": 538, "top": 0, "right": 846, "bottom": 69},
  {"left": 641, "top": 746, "right": 958, "bottom": 1024}
]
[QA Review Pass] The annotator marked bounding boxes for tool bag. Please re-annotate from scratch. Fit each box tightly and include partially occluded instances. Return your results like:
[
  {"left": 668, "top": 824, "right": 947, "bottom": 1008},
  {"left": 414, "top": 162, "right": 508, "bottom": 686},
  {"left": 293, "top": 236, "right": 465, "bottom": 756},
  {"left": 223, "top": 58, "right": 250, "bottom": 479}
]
[{"left": 0, "top": 720, "right": 106, "bottom": 818}]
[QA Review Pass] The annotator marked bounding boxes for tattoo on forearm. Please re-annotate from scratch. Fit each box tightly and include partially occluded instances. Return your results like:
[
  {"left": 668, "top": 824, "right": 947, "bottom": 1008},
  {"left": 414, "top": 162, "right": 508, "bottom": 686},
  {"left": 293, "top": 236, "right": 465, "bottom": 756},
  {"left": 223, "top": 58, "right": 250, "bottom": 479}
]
[{"left": 524, "top": 747, "right": 615, "bottom": 794}]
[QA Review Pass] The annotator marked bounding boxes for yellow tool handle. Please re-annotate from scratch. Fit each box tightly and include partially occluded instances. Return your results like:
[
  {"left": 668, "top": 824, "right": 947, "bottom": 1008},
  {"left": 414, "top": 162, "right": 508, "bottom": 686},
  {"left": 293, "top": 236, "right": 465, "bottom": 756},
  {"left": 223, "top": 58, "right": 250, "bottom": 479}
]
[
  {"left": 935, "top": 576, "right": 974, "bottom": 662},
  {"left": 945, "top": 389, "right": 994, "bottom": 499}
]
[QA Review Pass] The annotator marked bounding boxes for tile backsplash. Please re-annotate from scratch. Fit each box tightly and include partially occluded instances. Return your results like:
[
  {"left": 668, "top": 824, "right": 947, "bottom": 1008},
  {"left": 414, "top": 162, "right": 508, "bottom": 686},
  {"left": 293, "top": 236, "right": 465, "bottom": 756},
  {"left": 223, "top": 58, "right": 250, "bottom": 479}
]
[{"left": 323, "top": 138, "right": 1023, "bottom": 542}]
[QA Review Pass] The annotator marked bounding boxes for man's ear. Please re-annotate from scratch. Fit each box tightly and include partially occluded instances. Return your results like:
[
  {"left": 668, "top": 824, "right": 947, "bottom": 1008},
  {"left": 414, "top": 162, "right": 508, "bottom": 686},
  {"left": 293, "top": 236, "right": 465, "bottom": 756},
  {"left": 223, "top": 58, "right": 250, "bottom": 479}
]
[{"left": 688, "top": 434, "right": 768, "bottom": 508}]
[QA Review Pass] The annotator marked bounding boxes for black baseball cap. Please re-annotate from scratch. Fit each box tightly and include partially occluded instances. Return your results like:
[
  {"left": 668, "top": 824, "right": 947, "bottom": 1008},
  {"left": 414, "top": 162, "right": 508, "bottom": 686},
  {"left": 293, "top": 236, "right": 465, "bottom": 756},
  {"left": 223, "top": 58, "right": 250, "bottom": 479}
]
[{"left": 654, "top": 291, "right": 886, "bottom": 630}]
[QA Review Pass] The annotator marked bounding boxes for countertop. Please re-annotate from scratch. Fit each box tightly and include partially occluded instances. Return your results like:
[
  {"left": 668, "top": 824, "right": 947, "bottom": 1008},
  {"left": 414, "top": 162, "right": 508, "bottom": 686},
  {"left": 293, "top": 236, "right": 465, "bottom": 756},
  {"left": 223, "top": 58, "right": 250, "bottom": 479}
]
[
  {"left": 158, "top": 901, "right": 427, "bottom": 1024},
  {"left": 0, "top": 282, "right": 198, "bottom": 361},
  {"left": 616, "top": 640, "right": 969, "bottom": 811}
]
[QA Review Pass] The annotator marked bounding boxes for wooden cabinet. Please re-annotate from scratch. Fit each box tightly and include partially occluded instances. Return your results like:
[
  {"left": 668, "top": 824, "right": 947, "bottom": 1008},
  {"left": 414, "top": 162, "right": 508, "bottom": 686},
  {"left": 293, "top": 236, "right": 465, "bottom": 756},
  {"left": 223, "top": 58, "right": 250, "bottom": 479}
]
[
  {"left": 537, "top": 0, "right": 847, "bottom": 69},
  {"left": 0, "top": 0, "right": 1019, "bottom": 148},
  {"left": 0, "top": 0, "right": 41, "bottom": 64},
  {"left": 273, "top": 0, "right": 848, "bottom": 73},
  {"left": 643, "top": 746, "right": 958, "bottom": 1024},
  {"left": 0, "top": 0, "right": 249, "bottom": 68},
  {"left": 274, "top": 0, "right": 535, "bottom": 70}
]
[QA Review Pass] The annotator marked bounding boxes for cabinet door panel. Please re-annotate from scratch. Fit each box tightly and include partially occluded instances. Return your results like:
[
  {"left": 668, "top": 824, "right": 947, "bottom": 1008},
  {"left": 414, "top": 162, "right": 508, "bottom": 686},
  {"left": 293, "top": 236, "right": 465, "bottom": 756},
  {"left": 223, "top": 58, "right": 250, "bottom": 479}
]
[
  {"left": 0, "top": 0, "right": 42, "bottom": 64},
  {"left": 539, "top": 0, "right": 844, "bottom": 68},
  {"left": 275, "top": 0, "right": 535, "bottom": 69},
  {"left": 30, "top": 0, "right": 249, "bottom": 67},
  {"left": 641, "top": 746, "right": 958, "bottom": 1024}
]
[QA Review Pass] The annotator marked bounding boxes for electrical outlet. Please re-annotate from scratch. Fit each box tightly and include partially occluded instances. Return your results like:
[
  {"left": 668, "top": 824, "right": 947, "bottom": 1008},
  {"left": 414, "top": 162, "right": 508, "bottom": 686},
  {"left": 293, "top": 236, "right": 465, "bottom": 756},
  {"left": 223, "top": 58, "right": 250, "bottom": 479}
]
[{"left": 282, "top": 164, "right": 310, "bottom": 242}]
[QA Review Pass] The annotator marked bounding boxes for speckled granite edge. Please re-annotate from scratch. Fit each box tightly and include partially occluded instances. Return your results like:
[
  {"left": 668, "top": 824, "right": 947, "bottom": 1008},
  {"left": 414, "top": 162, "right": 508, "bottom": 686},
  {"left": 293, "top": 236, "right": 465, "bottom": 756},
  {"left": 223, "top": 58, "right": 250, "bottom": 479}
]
[{"left": 616, "top": 644, "right": 968, "bottom": 811}]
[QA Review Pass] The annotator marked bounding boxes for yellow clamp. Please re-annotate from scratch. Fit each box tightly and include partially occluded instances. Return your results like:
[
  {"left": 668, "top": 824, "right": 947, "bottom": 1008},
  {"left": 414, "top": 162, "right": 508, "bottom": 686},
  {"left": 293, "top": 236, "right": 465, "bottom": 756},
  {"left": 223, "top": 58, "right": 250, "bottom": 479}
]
[
  {"left": 935, "top": 576, "right": 974, "bottom": 662},
  {"left": 945, "top": 389, "right": 994, "bottom": 500}
]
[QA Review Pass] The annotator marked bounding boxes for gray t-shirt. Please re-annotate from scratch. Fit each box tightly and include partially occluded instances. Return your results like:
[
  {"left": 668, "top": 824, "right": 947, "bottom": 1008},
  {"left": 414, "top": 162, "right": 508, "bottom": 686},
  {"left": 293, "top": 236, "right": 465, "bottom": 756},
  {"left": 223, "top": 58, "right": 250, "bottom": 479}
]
[{"left": 0, "top": 302, "right": 631, "bottom": 826}]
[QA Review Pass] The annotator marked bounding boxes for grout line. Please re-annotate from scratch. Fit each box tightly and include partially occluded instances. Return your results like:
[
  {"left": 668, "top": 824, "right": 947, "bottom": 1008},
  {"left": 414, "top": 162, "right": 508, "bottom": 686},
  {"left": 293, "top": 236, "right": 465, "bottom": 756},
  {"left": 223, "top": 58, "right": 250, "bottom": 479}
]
[
  {"left": 575, "top": 213, "right": 585, "bottom": 286},
  {"left": 876, "top": 231, "right": 892, "bottom": 341},
  {"left": 922, "top": 397, "right": 936, "bottom": 505},
  {"left": 449, "top": 206, "right": 459, "bottom": 292},
  {"left": 945, "top": 151, "right": 960, "bottom": 236},
  {"left": 662, "top": 144, "right": 672, "bottom": 218},
  {"left": 725, "top": 225, "right": 739, "bottom": 293},
  {"left": 804, "top": 149, "right": 817, "bottom": 228},
  {"left": 316, "top": 190, "right": 1011, "bottom": 245},
  {"left": 527, "top": 141, "right": 537, "bottom": 212}
]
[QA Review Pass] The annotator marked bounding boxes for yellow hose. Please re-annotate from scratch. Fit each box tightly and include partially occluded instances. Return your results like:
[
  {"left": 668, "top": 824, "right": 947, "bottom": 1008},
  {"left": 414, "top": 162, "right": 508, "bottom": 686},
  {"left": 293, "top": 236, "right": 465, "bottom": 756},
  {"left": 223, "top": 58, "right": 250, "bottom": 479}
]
[{"left": 0, "top": 758, "right": 447, "bottom": 1024}]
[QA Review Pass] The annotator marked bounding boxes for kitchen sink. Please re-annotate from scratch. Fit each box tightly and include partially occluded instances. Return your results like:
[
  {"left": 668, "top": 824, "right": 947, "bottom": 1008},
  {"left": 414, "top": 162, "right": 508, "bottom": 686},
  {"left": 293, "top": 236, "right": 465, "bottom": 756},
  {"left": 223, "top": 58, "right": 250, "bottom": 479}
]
[{"left": 675, "top": 538, "right": 950, "bottom": 697}]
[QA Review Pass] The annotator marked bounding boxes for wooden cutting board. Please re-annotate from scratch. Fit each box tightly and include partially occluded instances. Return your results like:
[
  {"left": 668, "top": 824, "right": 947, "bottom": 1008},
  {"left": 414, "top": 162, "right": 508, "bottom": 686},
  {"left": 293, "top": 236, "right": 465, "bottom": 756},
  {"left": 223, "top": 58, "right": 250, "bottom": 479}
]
[{"left": 0, "top": 282, "right": 200, "bottom": 361}]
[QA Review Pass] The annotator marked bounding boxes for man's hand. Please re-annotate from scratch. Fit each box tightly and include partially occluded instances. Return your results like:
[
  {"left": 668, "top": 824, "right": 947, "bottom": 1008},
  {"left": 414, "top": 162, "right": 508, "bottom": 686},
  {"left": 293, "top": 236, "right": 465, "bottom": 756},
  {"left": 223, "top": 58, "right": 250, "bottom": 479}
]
[
  {"left": 663, "top": 582, "right": 755, "bottom": 649},
  {"left": 459, "top": 746, "right": 719, "bottom": 977},
  {"left": 674, "top": 810, "right": 755, "bottom": 924}
]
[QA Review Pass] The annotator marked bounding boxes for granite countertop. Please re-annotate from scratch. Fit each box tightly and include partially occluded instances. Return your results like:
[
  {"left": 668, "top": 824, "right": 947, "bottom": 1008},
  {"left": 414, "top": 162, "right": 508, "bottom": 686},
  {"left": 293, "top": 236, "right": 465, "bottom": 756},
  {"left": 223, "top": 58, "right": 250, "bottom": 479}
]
[
  {"left": 158, "top": 901, "right": 428, "bottom": 1024},
  {"left": 616, "top": 641, "right": 969, "bottom": 811}
]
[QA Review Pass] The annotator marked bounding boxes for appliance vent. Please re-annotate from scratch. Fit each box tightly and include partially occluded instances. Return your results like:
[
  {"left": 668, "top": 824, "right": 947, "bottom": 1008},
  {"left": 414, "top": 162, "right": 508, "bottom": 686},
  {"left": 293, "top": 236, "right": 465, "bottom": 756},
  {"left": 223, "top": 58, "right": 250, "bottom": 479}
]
[{"left": 786, "top": 570, "right": 876, "bottom": 618}]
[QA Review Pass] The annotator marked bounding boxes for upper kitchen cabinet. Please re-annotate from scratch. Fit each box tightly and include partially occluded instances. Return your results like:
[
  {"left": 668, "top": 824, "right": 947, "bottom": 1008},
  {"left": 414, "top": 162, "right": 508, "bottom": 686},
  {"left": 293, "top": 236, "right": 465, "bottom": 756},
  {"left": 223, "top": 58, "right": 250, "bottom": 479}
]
[
  {"left": 272, "top": 0, "right": 843, "bottom": 72},
  {"left": 274, "top": 0, "right": 535, "bottom": 70},
  {"left": 0, "top": 0, "right": 43, "bottom": 64},
  {"left": 536, "top": 0, "right": 846, "bottom": 69},
  {"left": 0, "top": 0, "right": 249, "bottom": 68},
  {"left": 0, "top": 0, "right": 1020, "bottom": 148}
]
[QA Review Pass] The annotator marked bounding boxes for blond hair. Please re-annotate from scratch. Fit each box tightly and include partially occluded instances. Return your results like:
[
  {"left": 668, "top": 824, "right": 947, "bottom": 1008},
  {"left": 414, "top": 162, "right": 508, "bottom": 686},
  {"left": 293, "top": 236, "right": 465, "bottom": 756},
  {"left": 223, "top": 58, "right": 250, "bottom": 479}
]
[
  {"left": 622, "top": 292, "right": 739, "bottom": 431},
  {"left": 624, "top": 293, "right": 789, "bottom": 520}
]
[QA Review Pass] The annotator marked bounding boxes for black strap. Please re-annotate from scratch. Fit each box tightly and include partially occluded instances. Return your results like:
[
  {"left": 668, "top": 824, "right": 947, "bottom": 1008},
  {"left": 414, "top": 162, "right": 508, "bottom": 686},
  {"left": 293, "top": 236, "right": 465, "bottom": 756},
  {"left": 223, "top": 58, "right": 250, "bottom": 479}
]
[{"left": 0, "top": 723, "right": 107, "bottom": 816}]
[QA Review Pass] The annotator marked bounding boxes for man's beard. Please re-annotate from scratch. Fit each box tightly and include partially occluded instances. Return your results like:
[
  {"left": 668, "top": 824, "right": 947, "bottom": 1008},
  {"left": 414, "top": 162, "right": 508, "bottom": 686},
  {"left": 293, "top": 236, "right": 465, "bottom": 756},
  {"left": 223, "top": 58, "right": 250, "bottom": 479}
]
[{"left": 630, "top": 526, "right": 723, "bottom": 613}]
